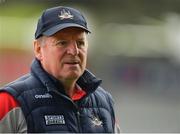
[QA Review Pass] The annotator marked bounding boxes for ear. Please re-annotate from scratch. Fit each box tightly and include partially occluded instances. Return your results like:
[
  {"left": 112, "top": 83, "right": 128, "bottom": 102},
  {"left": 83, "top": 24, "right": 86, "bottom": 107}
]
[{"left": 33, "top": 40, "right": 43, "bottom": 61}]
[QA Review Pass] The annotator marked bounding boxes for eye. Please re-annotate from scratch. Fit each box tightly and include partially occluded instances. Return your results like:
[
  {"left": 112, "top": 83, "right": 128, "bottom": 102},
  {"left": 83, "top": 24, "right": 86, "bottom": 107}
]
[
  {"left": 76, "top": 40, "right": 85, "bottom": 48},
  {"left": 55, "top": 40, "right": 69, "bottom": 46}
]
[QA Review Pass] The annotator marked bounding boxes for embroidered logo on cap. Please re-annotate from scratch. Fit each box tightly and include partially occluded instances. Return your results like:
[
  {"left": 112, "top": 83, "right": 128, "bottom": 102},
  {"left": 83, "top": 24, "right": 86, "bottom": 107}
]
[
  {"left": 44, "top": 115, "right": 65, "bottom": 125},
  {"left": 58, "top": 9, "right": 74, "bottom": 20}
]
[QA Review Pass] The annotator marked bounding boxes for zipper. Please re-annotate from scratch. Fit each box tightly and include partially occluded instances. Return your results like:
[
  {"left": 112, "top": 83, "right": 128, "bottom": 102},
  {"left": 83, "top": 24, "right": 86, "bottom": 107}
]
[
  {"left": 76, "top": 111, "right": 82, "bottom": 133},
  {"left": 74, "top": 101, "right": 82, "bottom": 133},
  {"left": 52, "top": 90, "right": 82, "bottom": 132}
]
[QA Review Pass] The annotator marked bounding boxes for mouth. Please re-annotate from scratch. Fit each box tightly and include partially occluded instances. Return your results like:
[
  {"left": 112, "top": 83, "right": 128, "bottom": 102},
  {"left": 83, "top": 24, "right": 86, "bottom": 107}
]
[{"left": 64, "top": 61, "right": 80, "bottom": 65}]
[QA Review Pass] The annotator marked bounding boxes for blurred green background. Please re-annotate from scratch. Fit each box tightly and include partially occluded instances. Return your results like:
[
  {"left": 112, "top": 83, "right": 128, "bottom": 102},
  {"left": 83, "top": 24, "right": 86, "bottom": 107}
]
[{"left": 0, "top": 0, "right": 180, "bottom": 132}]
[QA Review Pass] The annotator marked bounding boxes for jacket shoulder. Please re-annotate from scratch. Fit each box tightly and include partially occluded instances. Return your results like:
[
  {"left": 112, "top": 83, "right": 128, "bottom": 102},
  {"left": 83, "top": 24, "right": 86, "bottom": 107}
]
[
  {"left": 0, "top": 73, "right": 41, "bottom": 98},
  {"left": 94, "top": 87, "right": 114, "bottom": 106}
]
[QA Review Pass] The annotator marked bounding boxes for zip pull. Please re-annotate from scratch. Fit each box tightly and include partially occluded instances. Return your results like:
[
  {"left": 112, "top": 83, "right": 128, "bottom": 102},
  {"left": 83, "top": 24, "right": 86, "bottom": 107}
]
[{"left": 76, "top": 111, "right": 80, "bottom": 116}]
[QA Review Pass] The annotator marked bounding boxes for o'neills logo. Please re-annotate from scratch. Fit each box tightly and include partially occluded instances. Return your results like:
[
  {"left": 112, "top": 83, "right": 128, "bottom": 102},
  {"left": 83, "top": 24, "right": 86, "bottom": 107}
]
[{"left": 35, "top": 93, "right": 53, "bottom": 99}]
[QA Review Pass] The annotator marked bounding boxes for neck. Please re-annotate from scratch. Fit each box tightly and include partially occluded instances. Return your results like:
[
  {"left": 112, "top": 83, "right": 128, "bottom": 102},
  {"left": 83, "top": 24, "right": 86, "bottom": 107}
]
[{"left": 61, "top": 79, "right": 77, "bottom": 97}]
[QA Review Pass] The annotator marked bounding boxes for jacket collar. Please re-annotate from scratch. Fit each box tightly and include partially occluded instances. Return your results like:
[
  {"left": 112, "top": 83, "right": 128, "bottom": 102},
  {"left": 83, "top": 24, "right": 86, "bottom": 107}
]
[{"left": 30, "top": 58, "right": 102, "bottom": 95}]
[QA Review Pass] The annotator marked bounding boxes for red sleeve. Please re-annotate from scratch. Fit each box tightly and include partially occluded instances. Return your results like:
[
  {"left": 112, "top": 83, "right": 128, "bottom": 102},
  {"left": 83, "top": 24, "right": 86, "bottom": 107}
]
[{"left": 0, "top": 92, "right": 20, "bottom": 120}]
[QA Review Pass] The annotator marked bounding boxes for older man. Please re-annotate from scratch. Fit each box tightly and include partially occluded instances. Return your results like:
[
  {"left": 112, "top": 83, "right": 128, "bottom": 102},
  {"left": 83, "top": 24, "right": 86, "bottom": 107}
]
[{"left": 0, "top": 6, "right": 120, "bottom": 133}]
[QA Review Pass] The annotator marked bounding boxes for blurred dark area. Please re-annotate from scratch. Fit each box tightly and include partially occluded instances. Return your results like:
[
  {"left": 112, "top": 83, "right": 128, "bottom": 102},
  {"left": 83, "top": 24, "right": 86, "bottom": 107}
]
[{"left": 0, "top": 0, "right": 180, "bottom": 132}]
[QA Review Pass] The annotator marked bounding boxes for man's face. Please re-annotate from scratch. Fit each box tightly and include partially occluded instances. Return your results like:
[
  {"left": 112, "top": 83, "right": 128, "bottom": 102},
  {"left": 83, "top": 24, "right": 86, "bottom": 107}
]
[{"left": 35, "top": 27, "right": 88, "bottom": 82}]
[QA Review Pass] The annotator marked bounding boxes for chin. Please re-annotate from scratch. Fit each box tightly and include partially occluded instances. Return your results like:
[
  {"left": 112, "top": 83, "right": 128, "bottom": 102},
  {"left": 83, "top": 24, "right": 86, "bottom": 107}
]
[{"left": 65, "top": 72, "right": 81, "bottom": 80}]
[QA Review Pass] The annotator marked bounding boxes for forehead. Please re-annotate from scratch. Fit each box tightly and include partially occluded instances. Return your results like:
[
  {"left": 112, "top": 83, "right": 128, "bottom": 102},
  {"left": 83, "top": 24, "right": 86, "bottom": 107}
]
[{"left": 52, "top": 27, "right": 87, "bottom": 39}]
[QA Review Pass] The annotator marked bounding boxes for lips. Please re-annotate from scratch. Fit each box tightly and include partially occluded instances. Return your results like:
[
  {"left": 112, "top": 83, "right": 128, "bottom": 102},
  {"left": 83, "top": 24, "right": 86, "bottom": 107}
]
[
  {"left": 65, "top": 61, "right": 79, "bottom": 64},
  {"left": 64, "top": 60, "right": 80, "bottom": 65}
]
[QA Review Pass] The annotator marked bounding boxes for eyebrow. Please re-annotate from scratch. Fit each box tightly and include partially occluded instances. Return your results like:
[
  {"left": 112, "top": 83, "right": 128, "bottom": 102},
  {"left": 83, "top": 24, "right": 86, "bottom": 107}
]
[{"left": 77, "top": 38, "right": 85, "bottom": 41}]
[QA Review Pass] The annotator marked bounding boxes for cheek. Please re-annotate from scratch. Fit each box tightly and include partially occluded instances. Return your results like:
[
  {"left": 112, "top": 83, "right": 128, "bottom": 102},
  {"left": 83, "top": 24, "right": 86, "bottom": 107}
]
[
  {"left": 81, "top": 50, "right": 88, "bottom": 66},
  {"left": 42, "top": 49, "right": 61, "bottom": 66}
]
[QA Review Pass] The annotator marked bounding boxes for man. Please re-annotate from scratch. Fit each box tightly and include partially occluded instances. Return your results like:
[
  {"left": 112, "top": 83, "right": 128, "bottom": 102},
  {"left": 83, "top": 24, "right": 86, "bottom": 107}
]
[{"left": 0, "top": 6, "right": 120, "bottom": 133}]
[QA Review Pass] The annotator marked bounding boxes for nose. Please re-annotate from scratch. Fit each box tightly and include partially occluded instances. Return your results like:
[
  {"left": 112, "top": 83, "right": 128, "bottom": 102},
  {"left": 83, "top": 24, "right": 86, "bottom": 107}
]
[{"left": 66, "top": 41, "right": 79, "bottom": 55}]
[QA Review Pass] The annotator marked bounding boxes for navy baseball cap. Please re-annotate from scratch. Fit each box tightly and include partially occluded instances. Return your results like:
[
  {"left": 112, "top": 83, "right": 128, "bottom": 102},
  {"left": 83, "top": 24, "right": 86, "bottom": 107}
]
[{"left": 35, "top": 6, "right": 91, "bottom": 39}]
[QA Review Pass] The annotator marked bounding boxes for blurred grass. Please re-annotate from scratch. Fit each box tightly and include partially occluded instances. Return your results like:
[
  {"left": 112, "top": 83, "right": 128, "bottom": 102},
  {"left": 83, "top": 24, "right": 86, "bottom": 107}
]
[{"left": 0, "top": 2, "right": 45, "bottom": 17}]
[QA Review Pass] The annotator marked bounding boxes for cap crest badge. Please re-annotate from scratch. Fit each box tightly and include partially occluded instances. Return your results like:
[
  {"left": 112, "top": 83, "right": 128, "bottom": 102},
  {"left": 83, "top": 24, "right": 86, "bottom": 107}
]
[
  {"left": 91, "top": 116, "right": 103, "bottom": 126},
  {"left": 58, "top": 9, "right": 74, "bottom": 20}
]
